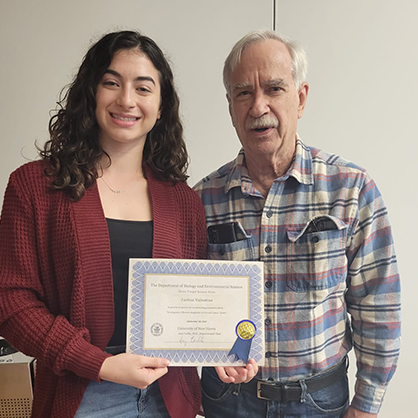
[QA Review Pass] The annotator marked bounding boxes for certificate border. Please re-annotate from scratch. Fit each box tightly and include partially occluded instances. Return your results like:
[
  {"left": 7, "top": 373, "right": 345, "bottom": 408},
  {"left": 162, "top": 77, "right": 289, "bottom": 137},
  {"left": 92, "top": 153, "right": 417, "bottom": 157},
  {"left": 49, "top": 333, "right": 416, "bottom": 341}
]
[{"left": 127, "top": 259, "right": 264, "bottom": 366}]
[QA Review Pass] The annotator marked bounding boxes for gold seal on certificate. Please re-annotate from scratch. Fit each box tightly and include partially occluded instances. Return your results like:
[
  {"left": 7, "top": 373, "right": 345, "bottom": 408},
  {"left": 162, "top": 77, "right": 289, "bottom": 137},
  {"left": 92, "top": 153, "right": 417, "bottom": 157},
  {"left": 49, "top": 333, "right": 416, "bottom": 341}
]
[
  {"left": 237, "top": 320, "right": 256, "bottom": 340},
  {"left": 126, "top": 259, "right": 265, "bottom": 366},
  {"left": 229, "top": 320, "right": 257, "bottom": 362}
]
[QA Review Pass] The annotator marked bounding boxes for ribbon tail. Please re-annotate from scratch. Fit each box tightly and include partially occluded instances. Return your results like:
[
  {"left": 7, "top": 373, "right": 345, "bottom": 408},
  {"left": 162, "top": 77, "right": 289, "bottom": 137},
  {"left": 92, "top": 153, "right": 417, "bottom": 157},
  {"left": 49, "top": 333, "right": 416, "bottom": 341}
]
[{"left": 229, "top": 338, "right": 251, "bottom": 363}]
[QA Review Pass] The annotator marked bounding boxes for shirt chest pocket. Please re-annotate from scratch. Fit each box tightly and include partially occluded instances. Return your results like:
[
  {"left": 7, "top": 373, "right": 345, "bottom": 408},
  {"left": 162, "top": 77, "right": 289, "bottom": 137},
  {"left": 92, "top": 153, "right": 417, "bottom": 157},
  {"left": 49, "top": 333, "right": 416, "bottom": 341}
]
[
  {"left": 207, "top": 236, "right": 257, "bottom": 262},
  {"left": 285, "top": 216, "right": 348, "bottom": 291}
]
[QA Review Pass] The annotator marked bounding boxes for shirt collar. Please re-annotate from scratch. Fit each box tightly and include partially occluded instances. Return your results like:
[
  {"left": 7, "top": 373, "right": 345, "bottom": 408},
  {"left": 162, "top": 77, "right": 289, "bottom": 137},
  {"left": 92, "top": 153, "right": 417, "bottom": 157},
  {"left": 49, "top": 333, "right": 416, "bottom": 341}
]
[
  {"left": 289, "top": 136, "right": 314, "bottom": 185},
  {"left": 224, "top": 135, "right": 314, "bottom": 195}
]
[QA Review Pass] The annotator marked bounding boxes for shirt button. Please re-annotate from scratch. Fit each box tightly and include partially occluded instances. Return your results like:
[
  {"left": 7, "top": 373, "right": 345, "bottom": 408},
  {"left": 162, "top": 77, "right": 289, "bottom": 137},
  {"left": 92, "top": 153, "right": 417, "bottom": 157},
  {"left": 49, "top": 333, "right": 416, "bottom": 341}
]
[
  {"left": 265, "top": 245, "right": 272, "bottom": 253},
  {"left": 265, "top": 318, "right": 271, "bottom": 326},
  {"left": 311, "top": 236, "right": 319, "bottom": 244},
  {"left": 219, "top": 249, "right": 225, "bottom": 255},
  {"left": 265, "top": 352, "right": 271, "bottom": 358},
  {"left": 266, "top": 210, "right": 273, "bottom": 218},
  {"left": 265, "top": 281, "right": 272, "bottom": 289}
]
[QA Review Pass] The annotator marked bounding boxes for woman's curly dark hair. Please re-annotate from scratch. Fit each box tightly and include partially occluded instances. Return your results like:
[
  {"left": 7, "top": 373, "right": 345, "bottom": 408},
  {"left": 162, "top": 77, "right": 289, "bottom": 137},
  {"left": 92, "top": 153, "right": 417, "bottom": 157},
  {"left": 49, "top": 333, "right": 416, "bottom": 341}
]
[{"left": 40, "top": 30, "right": 188, "bottom": 201}]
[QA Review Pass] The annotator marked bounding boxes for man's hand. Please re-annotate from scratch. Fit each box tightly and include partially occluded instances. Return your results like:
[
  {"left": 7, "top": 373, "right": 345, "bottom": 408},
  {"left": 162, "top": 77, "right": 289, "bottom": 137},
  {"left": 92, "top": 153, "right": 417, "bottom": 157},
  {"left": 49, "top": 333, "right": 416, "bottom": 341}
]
[
  {"left": 99, "top": 353, "right": 169, "bottom": 389},
  {"left": 215, "top": 358, "right": 258, "bottom": 384},
  {"left": 343, "top": 406, "right": 377, "bottom": 418}
]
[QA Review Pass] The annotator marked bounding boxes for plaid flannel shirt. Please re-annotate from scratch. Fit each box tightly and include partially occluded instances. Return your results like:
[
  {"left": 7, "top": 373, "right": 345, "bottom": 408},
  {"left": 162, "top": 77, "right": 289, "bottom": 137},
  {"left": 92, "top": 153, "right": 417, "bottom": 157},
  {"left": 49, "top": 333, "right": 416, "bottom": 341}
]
[{"left": 193, "top": 138, "right": 400, "bottom": 413}]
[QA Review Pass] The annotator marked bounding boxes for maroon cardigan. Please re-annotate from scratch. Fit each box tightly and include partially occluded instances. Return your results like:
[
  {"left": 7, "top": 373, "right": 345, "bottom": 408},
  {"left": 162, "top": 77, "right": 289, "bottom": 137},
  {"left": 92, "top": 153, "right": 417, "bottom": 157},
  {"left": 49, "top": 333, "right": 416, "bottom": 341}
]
[{"left": 0, "top": 161, "right": 207, "bottom": 418}]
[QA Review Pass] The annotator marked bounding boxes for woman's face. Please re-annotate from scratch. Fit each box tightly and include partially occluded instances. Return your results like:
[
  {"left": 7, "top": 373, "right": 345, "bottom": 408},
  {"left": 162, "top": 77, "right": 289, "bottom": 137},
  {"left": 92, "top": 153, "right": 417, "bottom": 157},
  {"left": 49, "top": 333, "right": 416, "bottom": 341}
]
[{"left": 95, "top": 48, "right": 161, "bottom": 150}]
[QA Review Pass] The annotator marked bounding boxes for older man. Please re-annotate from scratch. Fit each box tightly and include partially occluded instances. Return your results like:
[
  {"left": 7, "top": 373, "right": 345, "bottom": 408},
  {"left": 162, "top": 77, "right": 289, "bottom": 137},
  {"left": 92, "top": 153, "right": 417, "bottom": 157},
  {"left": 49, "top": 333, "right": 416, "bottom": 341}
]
[{"left": 194, "top": 30, "right": 400, "bottom": 418}]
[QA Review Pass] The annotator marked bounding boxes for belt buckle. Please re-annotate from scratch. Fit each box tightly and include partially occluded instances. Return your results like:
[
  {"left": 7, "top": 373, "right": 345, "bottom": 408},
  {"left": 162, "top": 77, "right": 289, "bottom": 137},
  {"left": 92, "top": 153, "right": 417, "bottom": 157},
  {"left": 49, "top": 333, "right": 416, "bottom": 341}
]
[
  {"left": 257, "top": 381, "right": 300, "bottom": 402},
  {"left": 256, "top": 380, "right": 276, "bottom": 400}
]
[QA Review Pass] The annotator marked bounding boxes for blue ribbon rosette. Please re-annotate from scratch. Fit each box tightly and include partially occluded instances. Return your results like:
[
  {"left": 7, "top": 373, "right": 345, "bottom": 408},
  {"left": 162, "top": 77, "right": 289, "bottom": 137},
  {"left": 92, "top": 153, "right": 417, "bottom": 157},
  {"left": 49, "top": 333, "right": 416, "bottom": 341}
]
[{"left": 229, "top": 319, "right": 256, "bottom": 363}]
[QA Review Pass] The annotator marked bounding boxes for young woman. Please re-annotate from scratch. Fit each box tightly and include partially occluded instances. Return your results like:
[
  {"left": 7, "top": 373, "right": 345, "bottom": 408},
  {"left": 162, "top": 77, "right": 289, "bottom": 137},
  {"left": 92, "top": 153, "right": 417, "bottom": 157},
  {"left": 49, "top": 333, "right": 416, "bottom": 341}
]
[{"left": 0, "top": 31, "right": 206, "bottom": 418}]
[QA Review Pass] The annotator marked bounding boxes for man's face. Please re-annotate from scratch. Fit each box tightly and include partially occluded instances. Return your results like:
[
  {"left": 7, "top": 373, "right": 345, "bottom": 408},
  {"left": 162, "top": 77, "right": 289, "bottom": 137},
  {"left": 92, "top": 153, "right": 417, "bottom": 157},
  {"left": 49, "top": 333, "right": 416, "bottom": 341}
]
[{"left": 227, "top": 39, "right": 308, "bottom": 167}]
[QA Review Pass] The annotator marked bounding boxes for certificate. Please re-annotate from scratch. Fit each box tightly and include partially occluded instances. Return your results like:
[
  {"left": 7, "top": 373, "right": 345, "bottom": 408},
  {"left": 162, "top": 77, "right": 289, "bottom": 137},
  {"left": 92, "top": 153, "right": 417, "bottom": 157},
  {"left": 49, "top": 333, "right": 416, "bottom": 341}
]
[{"left": 127, "top": 259, "right": 265, "bottom": 366}]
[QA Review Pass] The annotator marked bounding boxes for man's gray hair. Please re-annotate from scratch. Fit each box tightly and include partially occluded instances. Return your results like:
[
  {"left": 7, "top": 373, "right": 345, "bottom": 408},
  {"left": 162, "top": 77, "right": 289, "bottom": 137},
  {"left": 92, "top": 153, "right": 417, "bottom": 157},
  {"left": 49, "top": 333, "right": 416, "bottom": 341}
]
[{"left": 223, "top": 29, "right": 308, "bottom": 93}]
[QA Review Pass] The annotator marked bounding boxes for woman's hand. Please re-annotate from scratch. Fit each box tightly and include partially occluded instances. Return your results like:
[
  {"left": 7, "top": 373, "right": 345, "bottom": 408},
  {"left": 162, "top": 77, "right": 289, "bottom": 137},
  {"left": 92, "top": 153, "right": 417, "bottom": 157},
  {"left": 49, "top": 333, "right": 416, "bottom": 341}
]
[
  {"left": 215, "top": 358, "right": 258, "bottom": 384},
  {"left": 99, "top": 353, "right": 169, "bottom": 389}
]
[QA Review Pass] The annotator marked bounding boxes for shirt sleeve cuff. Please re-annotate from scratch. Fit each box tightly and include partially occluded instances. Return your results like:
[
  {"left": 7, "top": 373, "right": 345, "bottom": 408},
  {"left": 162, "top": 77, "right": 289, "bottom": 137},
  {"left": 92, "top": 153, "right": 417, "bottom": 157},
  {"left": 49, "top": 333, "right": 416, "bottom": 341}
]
[{"left": 351, "top": 379, "right": 386, "bottom": 414}]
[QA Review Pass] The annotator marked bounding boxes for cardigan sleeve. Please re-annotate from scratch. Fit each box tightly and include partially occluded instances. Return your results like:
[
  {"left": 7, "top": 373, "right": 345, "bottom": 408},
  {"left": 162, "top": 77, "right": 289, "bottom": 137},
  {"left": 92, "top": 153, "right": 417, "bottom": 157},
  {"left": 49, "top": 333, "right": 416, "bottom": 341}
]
[
  {"left": 0, "top": 167, "right": 110, "bottom": 381},
  {"left": 195, "top": 193, "right": 207, "bottom": 259},
  {"left": 177, "top": 182, "right": 207, "bottom": 260}
]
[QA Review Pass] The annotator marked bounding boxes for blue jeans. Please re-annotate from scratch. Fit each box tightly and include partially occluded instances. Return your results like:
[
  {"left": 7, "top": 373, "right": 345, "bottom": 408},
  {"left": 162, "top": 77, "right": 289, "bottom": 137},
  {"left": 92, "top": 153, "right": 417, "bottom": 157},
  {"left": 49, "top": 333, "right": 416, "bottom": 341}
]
[
  {"left": 74, "top": 380, "right": 171, "bottom": 418},
  {"left": 201, "top": 365, "right": 349, "bottom": 418}
]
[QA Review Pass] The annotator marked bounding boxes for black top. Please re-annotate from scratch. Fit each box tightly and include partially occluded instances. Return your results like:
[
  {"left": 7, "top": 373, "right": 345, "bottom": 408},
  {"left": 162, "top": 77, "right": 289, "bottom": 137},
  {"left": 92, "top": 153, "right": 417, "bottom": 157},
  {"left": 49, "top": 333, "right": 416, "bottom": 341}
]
[{"left": 106, "top": 218, "right": 153, "bottom": 351}]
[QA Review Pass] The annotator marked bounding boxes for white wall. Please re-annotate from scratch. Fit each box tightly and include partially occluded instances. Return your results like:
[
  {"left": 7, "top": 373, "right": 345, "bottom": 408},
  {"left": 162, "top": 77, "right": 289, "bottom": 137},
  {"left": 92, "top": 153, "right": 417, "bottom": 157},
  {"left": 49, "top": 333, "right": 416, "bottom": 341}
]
[{"left": 275, "top": 1, "right": 416, "bottom": 416}]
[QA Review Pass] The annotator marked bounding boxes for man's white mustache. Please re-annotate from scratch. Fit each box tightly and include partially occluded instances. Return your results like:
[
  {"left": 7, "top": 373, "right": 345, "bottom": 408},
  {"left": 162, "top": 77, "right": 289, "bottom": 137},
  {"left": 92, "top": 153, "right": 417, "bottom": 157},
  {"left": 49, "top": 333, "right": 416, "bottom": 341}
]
[{"left": 245, "top": 116, "right": 279, "bottom": 130}]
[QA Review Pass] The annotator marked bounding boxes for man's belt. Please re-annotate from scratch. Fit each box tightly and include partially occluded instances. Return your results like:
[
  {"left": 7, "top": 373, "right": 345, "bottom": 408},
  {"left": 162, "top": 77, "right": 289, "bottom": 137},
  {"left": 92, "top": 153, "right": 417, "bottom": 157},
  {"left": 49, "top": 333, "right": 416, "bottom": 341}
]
[{"left": 241, "top": 359, "right": 347, "bottom": 403}]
